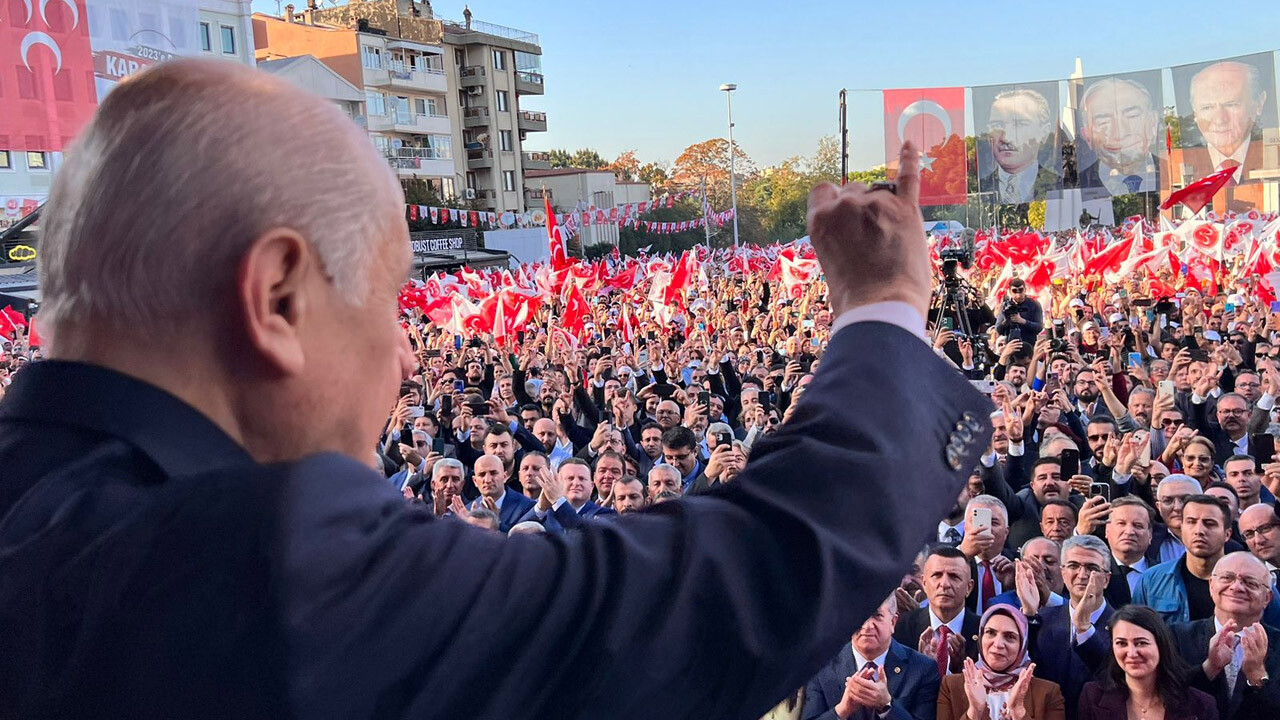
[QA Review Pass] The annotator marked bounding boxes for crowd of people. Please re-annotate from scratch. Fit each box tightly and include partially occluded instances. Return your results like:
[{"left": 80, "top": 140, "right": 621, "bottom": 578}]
[{"left": 266, "top": 212, "right": 1280, "bottom": 720}]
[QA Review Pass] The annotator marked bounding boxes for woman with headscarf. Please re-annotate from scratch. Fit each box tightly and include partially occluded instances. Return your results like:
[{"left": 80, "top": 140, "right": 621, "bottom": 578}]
[{"left": 938, "top": 604, "right": 1065, "bottom": 720}]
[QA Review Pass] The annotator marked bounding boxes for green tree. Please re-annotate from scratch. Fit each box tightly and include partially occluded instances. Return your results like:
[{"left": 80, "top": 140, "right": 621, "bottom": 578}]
[
  {"left": 547, "top": 149, "right": 573, "bottom": 168},
  {"left": 570, "top": 148, "right": 608, "bottom": 169},
  {"left": 639, "top": 162, "right": 671, "bottom": 192},
  {"left": 847, "top": 166, "right": 888, "bottom": 185}
]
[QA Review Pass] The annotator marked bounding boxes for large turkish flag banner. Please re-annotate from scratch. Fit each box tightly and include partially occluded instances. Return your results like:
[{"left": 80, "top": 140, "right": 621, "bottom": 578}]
[
  {"left": 0, "top": 0, "right": 98, "bottom": 152},
  {"left": 883, "top": 87, "right": 967, "bottom": 206}
]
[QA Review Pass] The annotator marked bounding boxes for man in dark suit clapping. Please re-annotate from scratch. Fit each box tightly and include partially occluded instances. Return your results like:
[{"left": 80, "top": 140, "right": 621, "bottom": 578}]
[
  {"left": 0, "top": 60, "right": 990, "bottom": 720},
  {"left": 894, "top": 546, "right": 981, "bottom": 675},
  {"left": 804, "top": 595, "right": 940, "bottom": 720}
]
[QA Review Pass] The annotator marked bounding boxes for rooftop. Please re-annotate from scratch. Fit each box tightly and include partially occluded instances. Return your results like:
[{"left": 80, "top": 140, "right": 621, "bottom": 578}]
[{"left": 526, "top": 167, "right": 616, "bottom": 178}]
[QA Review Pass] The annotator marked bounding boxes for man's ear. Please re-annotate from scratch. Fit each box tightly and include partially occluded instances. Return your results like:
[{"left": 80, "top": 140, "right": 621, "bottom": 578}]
[{"left": 237, "top": 230, "right": 312, "bottom": 376}]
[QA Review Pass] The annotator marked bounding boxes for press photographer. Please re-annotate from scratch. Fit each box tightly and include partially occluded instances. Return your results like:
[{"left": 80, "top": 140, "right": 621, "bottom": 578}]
[{"left": 995, "top": 278, "right": 1044, "bottom": 341}]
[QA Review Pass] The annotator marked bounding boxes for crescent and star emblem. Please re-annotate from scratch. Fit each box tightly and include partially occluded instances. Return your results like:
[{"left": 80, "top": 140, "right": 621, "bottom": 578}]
[{"left": 897, "top": 99, "right": 954, "bottom": 172}]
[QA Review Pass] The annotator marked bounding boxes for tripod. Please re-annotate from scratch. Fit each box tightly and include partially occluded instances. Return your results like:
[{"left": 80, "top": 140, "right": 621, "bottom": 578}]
[{"left": 930, "top": 275, "right": 987, "bottom": 372}]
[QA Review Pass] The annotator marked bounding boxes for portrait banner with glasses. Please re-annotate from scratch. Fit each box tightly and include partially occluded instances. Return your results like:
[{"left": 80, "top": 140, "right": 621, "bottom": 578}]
[
  {"left": 972, "top": 80, "right": 1063, "bottom": 206},
  {"left": 1170, "top": 51, "right": 1278, "bottom": 187},
  {"left": 1074, "top": 70, "right": 1165, "bottom": 202}
]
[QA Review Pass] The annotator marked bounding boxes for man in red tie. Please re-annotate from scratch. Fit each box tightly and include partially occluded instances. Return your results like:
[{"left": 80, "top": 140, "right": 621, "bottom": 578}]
[{"left": 893, "top": 547, "right": 983, "bottom": 676}]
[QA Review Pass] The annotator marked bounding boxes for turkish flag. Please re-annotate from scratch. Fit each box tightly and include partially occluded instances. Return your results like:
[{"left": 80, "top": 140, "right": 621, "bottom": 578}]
[
  {"left": 1160, "top": 165, "right": 1237, "bottom": 215},
  {"left": 883, "top": 88, "right": 967, "bottom": 206},
  {"left": 0, "top": 0, "right": 97, "bottom": 152}
]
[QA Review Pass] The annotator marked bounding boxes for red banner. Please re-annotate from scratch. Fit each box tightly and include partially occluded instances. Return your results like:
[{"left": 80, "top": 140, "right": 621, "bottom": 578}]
[
  {"left": 883, "top": 87, "right": 967, "bottom": 206},
  {"left": 0, "top": 0, "right": 97, "bottom": 152}
]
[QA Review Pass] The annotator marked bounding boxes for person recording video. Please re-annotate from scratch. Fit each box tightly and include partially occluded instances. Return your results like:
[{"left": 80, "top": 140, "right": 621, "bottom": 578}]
[{"left": 995, "top": 279, "right": 1044, "bottom": 342}]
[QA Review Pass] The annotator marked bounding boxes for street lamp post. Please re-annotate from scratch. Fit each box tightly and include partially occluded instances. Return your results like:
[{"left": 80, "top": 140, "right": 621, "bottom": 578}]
[{"left": 719, "top": 82, "right": 739, "bottom": 249}]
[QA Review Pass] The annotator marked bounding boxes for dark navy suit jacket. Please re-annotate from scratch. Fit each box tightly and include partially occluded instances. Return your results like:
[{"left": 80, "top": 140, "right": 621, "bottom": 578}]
[
  {"left": 0, "top": 322, "right": 990, "bottom": 720},
  {"left": 469, "top": 488, "right": 535, "bottom": 532},
  {"left": 801, "top": 640, "right": 939, "bottom": 720},
  {"left": 1029, "top": 602, "right": 1112, "bottom": 720},
  {"left": 517, "top": 497, "right": 617, "bottom": 533}
]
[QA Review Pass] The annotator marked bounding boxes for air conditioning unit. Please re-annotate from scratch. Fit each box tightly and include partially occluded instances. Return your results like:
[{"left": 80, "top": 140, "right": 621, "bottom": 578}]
[
  {"left": 466, "top": 86, "right": 483, "bottom": 96},
  {"left": 465, "top": 188, "right": 476, "bottom": 200}
]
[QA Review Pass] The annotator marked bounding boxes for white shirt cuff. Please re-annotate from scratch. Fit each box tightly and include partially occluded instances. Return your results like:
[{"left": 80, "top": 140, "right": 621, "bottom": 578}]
[
  {"left": 1113, "top": 472, "right": 1132, "bottom": 486},
  {"left": 1008, "top": 440, "right": 1026, "bottom": 457},
  {"left": 1191, "top": 393, "right": 1205, "bottom": 404},
  {"left": 981, "top": 450, "right": 997, "bottom": 468},
  {"left": 831, "top": 302, "right": 926, "bottom": 341},
  {"left": 552, "top": 497, "right": 568, "bottom": 510},
  {"left": 1259, "top": 393, "right": 1275, "bottom": 412},
  {"left": 1074, "top": 625, "right": 1096, "bottom": 645}
]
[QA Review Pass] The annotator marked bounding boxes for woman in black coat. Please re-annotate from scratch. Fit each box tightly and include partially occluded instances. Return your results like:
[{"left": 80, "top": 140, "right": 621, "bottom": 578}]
[{"left": 1078, "top": 605, "right": 1217, "bottom": 720}]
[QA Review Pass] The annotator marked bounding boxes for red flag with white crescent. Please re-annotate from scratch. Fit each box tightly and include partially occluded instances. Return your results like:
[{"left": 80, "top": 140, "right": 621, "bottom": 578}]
[
  {"left": 883, "top": 87, "right": 967, "bottom": 206},
  {"left": 546, "top": 196, "right": 568, "bottom": 270}
]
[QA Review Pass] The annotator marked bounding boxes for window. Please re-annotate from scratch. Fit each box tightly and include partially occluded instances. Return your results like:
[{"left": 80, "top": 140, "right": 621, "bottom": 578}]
[
  {"left": 496, "top": 90, "right": 509, "bottom": 112},
  {"left": 492, "top": 50, "right": 506, "bottom": 70},
  {"left": 428, "top": 134, "right": 452, "bottom": 159},
  {"left": 362, "top": 45, "right": 383, "bottom": 70},
  {"left": 26, "top": 151, "right": 48, "bottom": 170},
  {"left": 413, "top": 98, "right": 427, "bottom": 116},
  {"left": 219, "top": 25, "right": 236, "bottom": 55},
  {"left": 499, "top": 130, "right": 512, "bottom": 152},
  {"left": 466, "top": 171, "right": 476, "bottom": 190},
  {"left": 365, "top": 90, "right": 386, "bottom": 116},
  {"left": 426, "top": 97, "right": 442, "bottom": 117},
  {"left": 442, "top": 177, "right": 456, "bottom": 199},
  {"left": 0, "top": 151, "right": 11, "bottom": 169},
  {"left": 454, "top": 49, "right": 465, "bottom": 66},
  {"left": 199, "top": 22, "right": 211, "bottom": 52},
  {"left": 503, "top": 170, "right": 516, "bottom": 192},
  {"left": 372, "top": 135, "right": 390, "bottom": 155}
]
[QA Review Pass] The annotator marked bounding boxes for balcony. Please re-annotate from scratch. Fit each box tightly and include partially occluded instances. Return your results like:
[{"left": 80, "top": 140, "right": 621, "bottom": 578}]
[
  {"left": 522, "top": 151, "right": 551, "bottom": 170},
  {"left": 463, "top": 106, "right": 491, "bottom": 128},
  {"left": 517, "top": 110, "right": 547, "bottom": 133},
  {"left": 367, "top": 110, "right": 452, "bottom": 136},
  {"left": 387, "top": 148, "right": 455, "bottom": 177},
  {"left": 364, "top": 63, "right": 448, "bottom": 94},
  {"left": 466, "top": 147, "right": 494, "bottom": 170},
  {"left": 515, "top": 71, "right": 544, "bottom": 95},
  {"left": 460, "top": 65, "right": 486, "bottom": 88}
]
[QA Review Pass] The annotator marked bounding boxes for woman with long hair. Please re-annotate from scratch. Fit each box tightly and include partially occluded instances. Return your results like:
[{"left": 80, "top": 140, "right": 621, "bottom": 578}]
[
  {"left": 1078, "top": 605, "right": 1217, "bottom": 720},
  {"left": 938, "top": 604, "right": 1065, "bottom": 720}
]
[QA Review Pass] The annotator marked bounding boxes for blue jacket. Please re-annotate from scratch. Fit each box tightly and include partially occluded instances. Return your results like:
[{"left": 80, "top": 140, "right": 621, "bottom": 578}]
[
  {"left": 802, "top": 640, "right": 939, "bottom": 720},
  {"left": 1030, "top": 603, "right": 1112, "bottom": 720},
  {"left": 0, "top": 322, "right": 990, "bottom": 720},
  {"left": 1134, "top": 556, "right": 1280, "bottom": 626},
  {"left": 517, "top": 498, "right": 617, "bottom": 534},
  {"left": 468, "top": 488, "right": 535, "bottom": 533}
]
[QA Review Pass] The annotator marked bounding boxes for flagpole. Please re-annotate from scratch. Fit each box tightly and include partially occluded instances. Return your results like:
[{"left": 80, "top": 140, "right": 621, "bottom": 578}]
[{"left": 701, "top": 175, "right": 711, "bottom": 247}]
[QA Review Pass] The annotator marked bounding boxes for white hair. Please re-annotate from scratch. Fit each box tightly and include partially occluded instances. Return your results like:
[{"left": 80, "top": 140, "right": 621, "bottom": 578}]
[
  {"left": 649, "top": 464, "right": 681, "bottom": 484},
  {"left": 508, "top": 521, "right": 547, "bottom": 536},
  {"left": 432, "top": 458, "right": 464, "bottom": 483},
  {"left": 37, "top": 59, "right": 403, "bottom": 342},
  {"left": 966, "top": 494, "right": 1009, "bottom": 525},
  {"left": 1190, "top": 60, "right": 1265, "bottom": 109}
]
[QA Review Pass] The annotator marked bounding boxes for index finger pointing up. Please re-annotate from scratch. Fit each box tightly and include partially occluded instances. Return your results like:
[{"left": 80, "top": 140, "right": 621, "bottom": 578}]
[{"left": 897, "top": 140, "right": 921, "bottom": 206}]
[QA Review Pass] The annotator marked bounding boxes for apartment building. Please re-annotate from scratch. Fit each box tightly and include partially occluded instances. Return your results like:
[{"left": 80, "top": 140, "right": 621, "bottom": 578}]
[{"left": 253, "top": 0, "right": 547, "bottom": 216}]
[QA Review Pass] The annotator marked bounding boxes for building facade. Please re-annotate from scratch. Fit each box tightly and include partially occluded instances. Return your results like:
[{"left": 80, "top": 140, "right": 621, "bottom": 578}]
[
  {"left": 254, "top": 0, "right": 547, "bottom": 216},
  {"left": 1, "top": 0, "right": 256, "bottom": 232},
  {"left": 526, "top": 168, "right": 653, "bottom": 248}
]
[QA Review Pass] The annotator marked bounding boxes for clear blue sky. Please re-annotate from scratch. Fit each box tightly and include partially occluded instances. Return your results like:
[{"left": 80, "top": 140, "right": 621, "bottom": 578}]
[{"left": 251, "top": 0, "right": 1280, "bottom": 170}]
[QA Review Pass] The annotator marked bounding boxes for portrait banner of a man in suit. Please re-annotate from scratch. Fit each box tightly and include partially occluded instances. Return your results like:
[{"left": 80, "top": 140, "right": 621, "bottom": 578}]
[
  {"left": 1170, "top": 51, "right": 1277, "bottom": 190},
  {"left": 973, "top": 80, "right": 1063, "bottom": 206},
  {"left": 1075, "top": 70, "right": 1165, "bottom": 202}
]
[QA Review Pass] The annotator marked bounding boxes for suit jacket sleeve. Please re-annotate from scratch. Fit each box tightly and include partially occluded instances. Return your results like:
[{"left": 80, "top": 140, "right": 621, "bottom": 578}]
[
  {"left": 280, "top": 322, "right": 992, "bottom": 720},
  {"left": 981, "top": 460, "right": 1020, "bottom": 520},
  {"left": 800, "top": 675, "right": 839, "bottom": 720},
  {"left": 890, "top": 663, "right": 940, "bottom": 720}
]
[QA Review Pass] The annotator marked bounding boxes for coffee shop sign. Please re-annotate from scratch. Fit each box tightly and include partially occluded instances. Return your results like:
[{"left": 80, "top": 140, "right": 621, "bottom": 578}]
[{"left": 412, "top": 236, "right": 464, "bottom": 254}]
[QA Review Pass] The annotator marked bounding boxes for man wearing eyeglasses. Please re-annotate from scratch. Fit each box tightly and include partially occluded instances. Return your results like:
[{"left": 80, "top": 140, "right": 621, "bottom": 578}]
[
  {"left": 1188, "top": 392, "right": 1256, "bottom": 466},
  {"left": 1239, "top": 505, "right": 1280, "bottom": 591},
  {"left": 1172, "top": 552, "right": 1280, "bottom": 720},
  {"left": 994, "top": 279, "right": 1044, "bottom": 346},
  {"left": 1026, "top": 534, "right": 1113, "bottom": 720}
]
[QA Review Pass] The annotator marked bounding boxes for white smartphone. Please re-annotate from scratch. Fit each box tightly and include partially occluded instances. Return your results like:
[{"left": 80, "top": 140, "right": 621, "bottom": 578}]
[
  {"left": 1158, "top": 380, "right": 1175, "bottom": 397},
  {"left": 970, "top": 507, "right": 993, "bottom": 532},
  {"left": 969, "top": 379, "right": 999, "bottom": 395}
]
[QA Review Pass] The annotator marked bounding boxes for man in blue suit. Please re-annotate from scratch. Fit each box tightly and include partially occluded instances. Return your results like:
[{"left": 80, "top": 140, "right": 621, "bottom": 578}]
[
  {"left": 803, "top": 595, "right": 939, "bottom": 720},
  {"left": 517, "top": 458, "right": 616, "bottom": 533},
  {"left": 469, "top": 455, "right": 534, "bottom": 533},
  {"left": 0, "top": 60, "right": 991, "bottom": 720},
  {"left": 1026, "top": 535, "right": 1114, "bottom": 720}
]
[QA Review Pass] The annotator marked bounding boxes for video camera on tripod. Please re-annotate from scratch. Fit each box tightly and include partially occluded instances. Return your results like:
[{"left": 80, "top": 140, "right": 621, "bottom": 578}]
[{"left": 928, "top": 231, "right": 995, "bottom": 371}]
